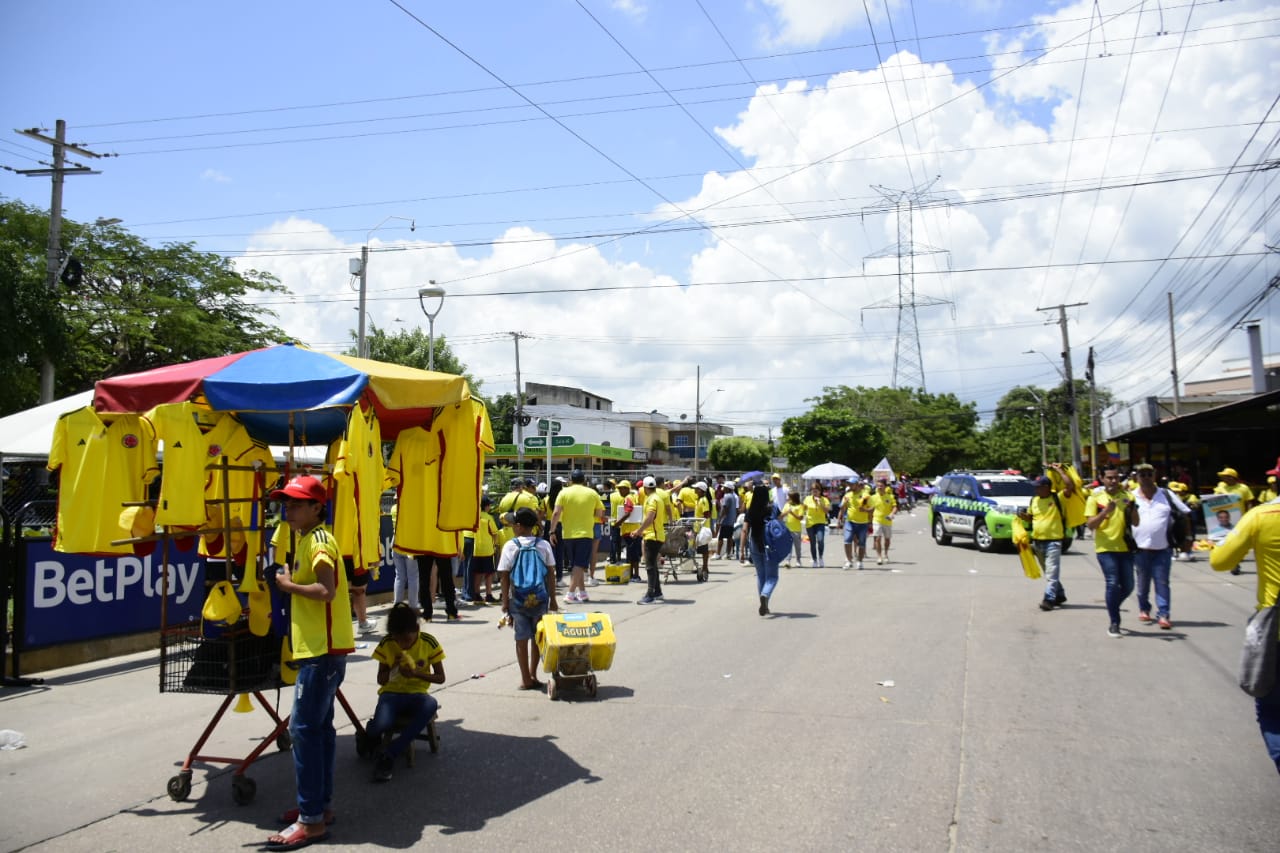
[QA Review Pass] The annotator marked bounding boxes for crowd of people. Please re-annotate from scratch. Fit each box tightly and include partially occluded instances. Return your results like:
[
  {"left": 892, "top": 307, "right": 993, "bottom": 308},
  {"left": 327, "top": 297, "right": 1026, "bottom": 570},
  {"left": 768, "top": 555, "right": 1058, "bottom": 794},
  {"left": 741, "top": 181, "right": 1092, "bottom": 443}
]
[{"left": 1018, "top": 458, "right": 1279, "bottom": 778}]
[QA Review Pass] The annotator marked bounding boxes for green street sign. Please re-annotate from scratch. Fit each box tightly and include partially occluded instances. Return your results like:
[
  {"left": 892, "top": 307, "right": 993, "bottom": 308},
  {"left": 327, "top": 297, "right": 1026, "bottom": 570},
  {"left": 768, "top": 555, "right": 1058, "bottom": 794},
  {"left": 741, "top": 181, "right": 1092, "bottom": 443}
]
[
  {"left": 537, "top": 418, "right": 562, "bottom": 435},
  {"left": 551, "top": 435, "right": 575, "bottom": 447},
  {"left": 523, "top": 436, "right": 547, "bottom": 448}
]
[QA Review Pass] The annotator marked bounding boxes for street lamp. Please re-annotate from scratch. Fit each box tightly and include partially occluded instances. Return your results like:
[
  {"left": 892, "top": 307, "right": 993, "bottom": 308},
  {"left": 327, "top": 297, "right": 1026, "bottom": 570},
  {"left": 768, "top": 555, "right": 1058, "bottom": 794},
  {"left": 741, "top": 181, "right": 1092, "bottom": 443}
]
[
  {"left": 1023, "top": 348, "right": 1081, "bottom": 471},
  {"left": 418, "top": 282, "right": 446, "bottom": 371},
  {"left": 1022, "top": 399, "right": 1048, "bottom": 467},
  {"left": 353, "top": 215, "right": 414, "bottom": 359}
]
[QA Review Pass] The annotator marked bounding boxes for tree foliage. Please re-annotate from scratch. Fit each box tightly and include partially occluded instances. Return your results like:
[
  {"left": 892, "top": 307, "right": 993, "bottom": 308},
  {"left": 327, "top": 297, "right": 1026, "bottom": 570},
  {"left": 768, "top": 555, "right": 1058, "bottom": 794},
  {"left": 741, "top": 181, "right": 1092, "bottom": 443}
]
[
  {"left": 0, "top": 198, "right": 291, "bottom": 415},
  {"left": 485, "top": 392, "right": 518, "bottom": 445},
  {"left": 707, "top": 436, "right": 770, "bottom": 472},
  {"left": 782, "top": 386, "right": 979, "bottom": 476},
  {"left": 349, "top": 322, "right": 481, "bottom": 393},
  {"left": 778, "top": 405, "right": 887, "bottom": 472},
  {"left": 976, "top": 381, "right": 1114, "bottom": 475}
]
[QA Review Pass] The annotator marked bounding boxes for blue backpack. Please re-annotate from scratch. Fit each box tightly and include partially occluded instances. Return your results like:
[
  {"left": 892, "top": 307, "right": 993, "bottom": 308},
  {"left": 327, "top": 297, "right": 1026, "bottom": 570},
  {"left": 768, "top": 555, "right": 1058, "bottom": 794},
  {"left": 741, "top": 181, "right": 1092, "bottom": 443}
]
[
  {"left": 510, "top": 538, "right": 549, "bottom": 606},
  {"left": 764, "top": 517, "right": 791, "bottom": 565}
]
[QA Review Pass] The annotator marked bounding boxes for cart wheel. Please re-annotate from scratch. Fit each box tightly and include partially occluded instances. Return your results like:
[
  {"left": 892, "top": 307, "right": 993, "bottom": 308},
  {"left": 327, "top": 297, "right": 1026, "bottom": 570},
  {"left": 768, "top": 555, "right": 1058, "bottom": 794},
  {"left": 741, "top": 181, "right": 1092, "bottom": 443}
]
[
  {"left": 587, "top": 674, "right": 598, "bottom": 698},
  {"left": 427, "top": 719, "right": 440, "bottom": 754},
  {"left": 355, "top": 728, "right": 373, "bottom": 759},
  {"left": 166, "top": 772, "right": 192, "bottom": 802},
  {"left": 231, "top": 774, "right": 256, "bottom": 805},
  {"left": 275, "top": 730, "right": 292, "bottom": 752},
  {"left": 547, "top": 679, "right": 557, "bottom": 701}
]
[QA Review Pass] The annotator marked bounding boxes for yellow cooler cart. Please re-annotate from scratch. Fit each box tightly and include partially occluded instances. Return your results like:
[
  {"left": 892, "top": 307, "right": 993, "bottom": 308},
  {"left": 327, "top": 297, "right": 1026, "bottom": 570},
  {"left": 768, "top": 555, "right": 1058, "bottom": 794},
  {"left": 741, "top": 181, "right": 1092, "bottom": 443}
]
[{"left": 536, "top": 611, "right": 616, "bottom": 700}]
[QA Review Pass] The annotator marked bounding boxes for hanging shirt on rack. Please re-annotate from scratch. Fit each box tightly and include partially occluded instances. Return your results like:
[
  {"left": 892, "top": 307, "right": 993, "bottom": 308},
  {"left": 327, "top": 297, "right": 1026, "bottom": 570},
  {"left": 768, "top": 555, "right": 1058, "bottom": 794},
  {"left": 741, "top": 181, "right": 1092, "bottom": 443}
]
[
  {"left": 328, "top": 404, "right": 385, "bottom": 571},
  {"left": 384, "top": 424, "right": 456, "bottom": 556},
  {"left": 434, "top": 398, "right": 495, "bottom": 532},
  {"left": 199, "top": 413, "right": 277, "bottom": 561},
  {"left": 148, "top": 401, "right": 211, "bottom": 527},
  {"left": 48, "top": 407, "right": 159, "bottom": 554}
]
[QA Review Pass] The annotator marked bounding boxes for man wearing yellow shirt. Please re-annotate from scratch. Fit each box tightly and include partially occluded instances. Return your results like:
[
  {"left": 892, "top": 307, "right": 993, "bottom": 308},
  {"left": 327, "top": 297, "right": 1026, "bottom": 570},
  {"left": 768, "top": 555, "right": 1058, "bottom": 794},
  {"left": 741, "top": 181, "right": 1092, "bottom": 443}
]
[
  {"left": 869, "top": 480, "right": 898, "bottom": 566},
  {"left": 1085, "top": 468, "right": 1137, "bottom": 638},
  {"left": 550, "top": 469, "right": 605, "bottom": 604},
  {"left": 267, "top": 475, "right": 353, "bottom": 850},
  {"left": 1019, "top": 475, "right": 1068, "bottom": 611},
  {"left": 632, "top": 476, "right": 668, "bottom": 605},
  {"left": 841, "top": 479, "right": 873, "bottom": 570},
  {"left": 1209, "top": 492, "right": 1280, "bottom": 775},
  {"left": 1215, "top": 466, "right": 1256, "bottom": 512}
]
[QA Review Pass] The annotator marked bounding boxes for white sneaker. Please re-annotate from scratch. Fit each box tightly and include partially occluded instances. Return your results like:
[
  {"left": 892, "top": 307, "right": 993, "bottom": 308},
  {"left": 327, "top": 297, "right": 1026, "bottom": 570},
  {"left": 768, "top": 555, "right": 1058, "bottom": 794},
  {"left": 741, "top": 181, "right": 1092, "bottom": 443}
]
[
  {"left": 842, "top": 561, "right": 852, "bottom": 570},
  {"left": 856, "top": 561, "right": 864, "bottom": 570},
  {"left": 357, "top": 619, "right": 376, "bottom": 633},
  {"left": 818, "top": 558, "right": 825, "bottom": 567},
  {"left": 586, "top": 577, "right": 599, "bottom": 587}
]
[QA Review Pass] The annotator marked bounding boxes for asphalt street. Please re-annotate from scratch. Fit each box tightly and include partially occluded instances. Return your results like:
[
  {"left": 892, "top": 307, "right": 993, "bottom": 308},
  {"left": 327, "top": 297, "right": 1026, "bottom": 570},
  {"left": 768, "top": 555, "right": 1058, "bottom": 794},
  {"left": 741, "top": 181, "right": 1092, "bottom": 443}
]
[{"left": 1, "top": 508, "right": 1276, "bottom": 852}]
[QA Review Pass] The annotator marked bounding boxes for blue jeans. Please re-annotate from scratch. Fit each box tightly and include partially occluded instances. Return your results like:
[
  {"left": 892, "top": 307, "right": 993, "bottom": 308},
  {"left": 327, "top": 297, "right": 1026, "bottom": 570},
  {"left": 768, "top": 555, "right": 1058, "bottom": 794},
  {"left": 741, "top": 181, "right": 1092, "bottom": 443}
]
[
  {"left": 1033, "top": 540, "right": 1063, "bottom": 601},
  {"left": 459, "top": 537, "right": 476, "bottom": 600},
  {"left": 808, "top": 525, "right": 825, "bottom": 562},
  {"left": 392, "top": 549, "right": 418, "bottom": 607},
  {"left": 1095, "top": 551, "right": 1135, "bottom": 625},
  {"left": 1257, "top": 658, "right": 1280, "bottom": 776},
  {"left": 1134, "top": 548, "right": 1172, "bottom": 618},
  {"left": 366, "top": 691, "right": 439, "bottom": 759},
  {"left": 752, "top": 545, "right": 778, "bottom": 599},
  {"left": 289, "top": 654, "right": 347, "bottom": 825}
]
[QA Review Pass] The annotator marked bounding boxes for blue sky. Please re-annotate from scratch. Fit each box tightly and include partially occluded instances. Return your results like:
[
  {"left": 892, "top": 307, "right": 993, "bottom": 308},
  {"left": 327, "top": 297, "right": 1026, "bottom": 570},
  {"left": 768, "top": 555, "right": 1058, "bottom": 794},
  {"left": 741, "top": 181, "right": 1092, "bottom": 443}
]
[{"left": 3, "top": 0, "right": 1278, "bottom": 442}]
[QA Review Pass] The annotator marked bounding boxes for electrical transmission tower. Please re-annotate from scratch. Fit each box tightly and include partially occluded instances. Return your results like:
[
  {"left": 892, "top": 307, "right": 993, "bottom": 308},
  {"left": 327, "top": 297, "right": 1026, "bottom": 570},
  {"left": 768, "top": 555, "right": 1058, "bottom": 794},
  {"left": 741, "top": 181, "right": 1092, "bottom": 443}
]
[{"left": 861, "top": 178, "right": 954, "bottom": 391}]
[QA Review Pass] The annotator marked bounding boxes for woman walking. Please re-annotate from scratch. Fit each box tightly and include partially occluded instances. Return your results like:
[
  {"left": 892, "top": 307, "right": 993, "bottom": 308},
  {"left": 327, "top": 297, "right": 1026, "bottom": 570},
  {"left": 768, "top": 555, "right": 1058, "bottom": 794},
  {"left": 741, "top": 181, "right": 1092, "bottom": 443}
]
[
  {"left": 804, "top": 483, "right": 831, "bottom": 567},
  {"left": 745, "top": 481, "right": 779, "bottom": 615},
  {"left": 782, "top": 491, "right": 805, "bottom": 567}
]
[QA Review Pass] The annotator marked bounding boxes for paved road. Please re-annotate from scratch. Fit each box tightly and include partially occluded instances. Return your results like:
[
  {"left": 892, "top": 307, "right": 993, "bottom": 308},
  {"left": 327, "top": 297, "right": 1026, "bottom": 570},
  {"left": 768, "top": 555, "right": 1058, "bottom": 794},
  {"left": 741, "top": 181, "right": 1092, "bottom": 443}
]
[{"left": 1, "top": 508, "right": 1276, "bottom": 852}]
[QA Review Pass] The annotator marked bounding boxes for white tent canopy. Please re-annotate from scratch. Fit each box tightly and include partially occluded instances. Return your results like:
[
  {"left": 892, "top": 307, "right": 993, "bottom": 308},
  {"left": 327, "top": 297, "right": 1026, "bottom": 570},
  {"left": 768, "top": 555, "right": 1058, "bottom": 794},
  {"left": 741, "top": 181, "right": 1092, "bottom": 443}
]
[
  {"left": 871, "top": 457, "right": 895, "bottom": 481},
  {"left": 0, "top": 390, "right": 94, "bottom": 459}
]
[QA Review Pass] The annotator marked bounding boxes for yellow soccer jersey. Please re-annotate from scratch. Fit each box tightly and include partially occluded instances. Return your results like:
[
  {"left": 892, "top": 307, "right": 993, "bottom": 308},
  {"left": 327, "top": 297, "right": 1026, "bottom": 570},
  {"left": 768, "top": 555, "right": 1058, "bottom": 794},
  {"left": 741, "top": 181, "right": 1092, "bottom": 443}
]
[
  {"left": 149, "top": 402, "right": 210, "bottom": 526},
  {"left": 200, "top": 414, "right": 277, "bottom": 559},
  {"left": 289, "top": 525, "right": 355, "bottom": 659},
  {"left": 782, "top": 503, "right": 805, "bottom": 533},
  {"left": 435, "top": 399, "right": 495, "bottom": 532},
  {"left": 385, "top": 426, "right": 455, "bottom": 556},
  {"left": 49, "top": 408, "right": 159, "bottom": 554},
  {"left": 554, "top": 484, "right": 604, "bottom": 539},
  {"left": 329, "top": 405, "right": 384, "bottom": 569},
  {"left": 1215, "top": 481, "right": 1255, "bottom": 505},
  {"left": 844, "top": 489, "right": 872, "bottom": 524},
  {"left": 642, "top": 490, "right": 668, "bottom": 541},
  {"left": 1084, "top": 491, "right": 1131, "bottom": 553},
  {"left": 870, "top": 492, "right": 897, "bottom": 525},
  {"left": 373, "top": 631, "right": 445, "bottom": 696},
  {"left": 473, "top": 514, "right": 499, "bottom": 558},
  {"left": 678, "top": 486, "right": 697, "bottom": 512},
  {"left": 803, "top": 495, "right": 831, "bottom": 527},
  {"left": 1028, "top": 494, "right": 1065, "bottom": 541}
]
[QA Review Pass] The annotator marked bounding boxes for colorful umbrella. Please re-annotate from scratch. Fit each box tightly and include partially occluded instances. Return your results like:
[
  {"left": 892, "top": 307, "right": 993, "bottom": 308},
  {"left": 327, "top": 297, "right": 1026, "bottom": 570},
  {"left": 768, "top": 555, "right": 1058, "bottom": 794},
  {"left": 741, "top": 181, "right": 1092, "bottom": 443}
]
[{"left": 93, "top": 343, "right": 471, "bottom": 445}]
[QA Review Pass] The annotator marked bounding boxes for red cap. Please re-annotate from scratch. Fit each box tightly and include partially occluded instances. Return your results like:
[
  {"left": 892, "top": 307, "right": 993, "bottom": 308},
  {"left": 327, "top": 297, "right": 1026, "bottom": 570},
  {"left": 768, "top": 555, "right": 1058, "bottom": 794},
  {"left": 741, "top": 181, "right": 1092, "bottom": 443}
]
[
  {"left": 1267, "top": 457, "right": 1280, "bottom": 477},
  {"left": 270, "top": 475, "right": 328, "bottom": 503}
]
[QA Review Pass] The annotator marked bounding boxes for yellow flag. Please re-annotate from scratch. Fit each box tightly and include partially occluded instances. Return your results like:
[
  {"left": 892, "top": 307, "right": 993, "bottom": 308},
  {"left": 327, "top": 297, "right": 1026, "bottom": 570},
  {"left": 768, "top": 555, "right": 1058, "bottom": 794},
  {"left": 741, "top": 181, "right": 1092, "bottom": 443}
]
[{"left": 1010, "top": 519, "right": 1041, "bottom": 579}]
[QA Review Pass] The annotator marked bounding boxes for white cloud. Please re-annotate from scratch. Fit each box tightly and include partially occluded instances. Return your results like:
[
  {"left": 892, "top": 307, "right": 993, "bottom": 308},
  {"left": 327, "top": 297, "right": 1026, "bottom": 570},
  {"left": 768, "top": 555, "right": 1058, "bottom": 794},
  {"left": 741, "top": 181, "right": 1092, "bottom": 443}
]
[
  {"left": 610, "top": 0, "right": 647, "bottom": 21},
  {"left": 760, "top": 0, "right": 902, "bottom": 47},
  {"left": 238, "top": 0, "right": 1280, "bottom": 440},
  {"left": 200, "top": 168, "right": 230, "bottom": 183}
]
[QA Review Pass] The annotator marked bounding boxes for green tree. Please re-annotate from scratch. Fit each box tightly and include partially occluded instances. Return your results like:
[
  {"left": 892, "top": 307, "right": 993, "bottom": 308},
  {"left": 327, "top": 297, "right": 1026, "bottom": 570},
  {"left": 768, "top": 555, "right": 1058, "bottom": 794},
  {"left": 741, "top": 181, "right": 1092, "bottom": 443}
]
[
  {"left": 0, "top": 198, "right": 291, "bottom": 415},
  {"left": 778, "top": 405, "right": 887, "bottom": 472},
  {"left": 786, "top": 386, "right": 979, "bottom": 476},
  {"left": 975, "top": 385, "right": 1049, "bottom": 474},
  {"left": 706, "top": 436, "right": 770, "bottom": 472},
  {"left": 484, "top": 392, "right": 518, "bottom": 445},
  {"left": 350, "top": 323, "right": 481, "bottom": 392}
]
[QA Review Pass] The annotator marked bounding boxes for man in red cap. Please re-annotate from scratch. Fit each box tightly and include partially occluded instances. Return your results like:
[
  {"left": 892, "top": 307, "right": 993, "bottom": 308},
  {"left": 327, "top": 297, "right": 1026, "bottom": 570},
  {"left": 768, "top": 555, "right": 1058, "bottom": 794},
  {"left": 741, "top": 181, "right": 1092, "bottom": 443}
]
[{"left": 266, "top": 475, "right": 354, "bottom": 850}]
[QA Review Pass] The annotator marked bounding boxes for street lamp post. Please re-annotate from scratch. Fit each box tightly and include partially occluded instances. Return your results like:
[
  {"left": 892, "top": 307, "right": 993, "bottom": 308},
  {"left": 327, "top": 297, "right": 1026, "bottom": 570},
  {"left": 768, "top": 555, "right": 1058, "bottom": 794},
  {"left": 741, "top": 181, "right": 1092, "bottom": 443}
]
[
  {"left": 1022, "top": 400, "right": 1047, "bottom": 467},
  {"left": 353, "top": 215, "right": 414, "bottom": 359},
  {"left": 691, "top": 364, "right": 723, "bottom": 477},
  {"left": 418, "top": 282, "right": 446, "bottom": 371},
  {"left": 1024, "top": 348, "right": 1081, "bottom": 471}
]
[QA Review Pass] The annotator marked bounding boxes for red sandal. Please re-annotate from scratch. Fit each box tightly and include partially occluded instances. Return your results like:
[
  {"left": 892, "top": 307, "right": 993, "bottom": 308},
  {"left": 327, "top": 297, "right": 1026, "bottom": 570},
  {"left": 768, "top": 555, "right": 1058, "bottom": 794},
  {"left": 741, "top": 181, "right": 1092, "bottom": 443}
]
[{"left": 266, "top": 821, "right": 329, "bottom": 850}]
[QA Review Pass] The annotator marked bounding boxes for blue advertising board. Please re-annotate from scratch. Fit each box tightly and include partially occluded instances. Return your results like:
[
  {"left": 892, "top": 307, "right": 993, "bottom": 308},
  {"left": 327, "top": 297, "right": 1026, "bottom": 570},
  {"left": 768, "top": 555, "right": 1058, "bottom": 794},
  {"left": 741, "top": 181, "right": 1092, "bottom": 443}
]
[{"left": 20, "top": 516, "right": 397, "bottom": 649}]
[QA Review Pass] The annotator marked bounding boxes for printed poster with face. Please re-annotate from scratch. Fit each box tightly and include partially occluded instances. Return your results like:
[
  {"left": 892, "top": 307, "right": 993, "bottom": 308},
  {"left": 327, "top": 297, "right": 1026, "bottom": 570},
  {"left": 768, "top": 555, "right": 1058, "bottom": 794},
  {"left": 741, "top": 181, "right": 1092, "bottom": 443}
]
[{"left": 1200, "top": 492, "right": 1243, "bottom": 544}]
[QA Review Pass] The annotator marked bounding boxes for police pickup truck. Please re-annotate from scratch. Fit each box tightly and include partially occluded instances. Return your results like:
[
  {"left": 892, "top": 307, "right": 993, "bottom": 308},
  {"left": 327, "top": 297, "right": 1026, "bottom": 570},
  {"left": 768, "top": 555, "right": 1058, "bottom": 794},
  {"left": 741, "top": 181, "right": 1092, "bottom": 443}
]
[{"left": 929, "top": 470, "right": 1072, "bottom": 553}]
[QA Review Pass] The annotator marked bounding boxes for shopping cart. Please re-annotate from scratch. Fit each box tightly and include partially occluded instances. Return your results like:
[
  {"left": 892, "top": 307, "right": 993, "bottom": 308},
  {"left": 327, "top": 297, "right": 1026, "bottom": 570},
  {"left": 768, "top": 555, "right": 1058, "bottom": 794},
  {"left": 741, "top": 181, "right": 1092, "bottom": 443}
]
[{"left": 659, "top": 518, "right": 707, "bottom": 582}]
